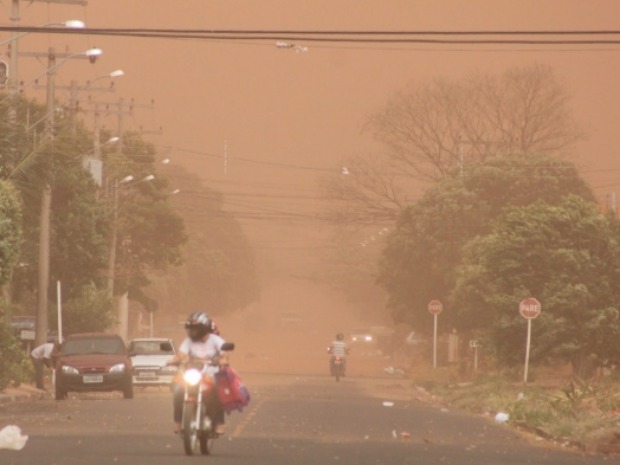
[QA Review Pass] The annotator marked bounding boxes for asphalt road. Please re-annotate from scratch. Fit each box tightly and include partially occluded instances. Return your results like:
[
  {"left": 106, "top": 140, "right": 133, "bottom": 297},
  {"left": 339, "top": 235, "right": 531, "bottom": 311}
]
[{"left": 0, "top": 373, "right": 612, "bottom": 465}]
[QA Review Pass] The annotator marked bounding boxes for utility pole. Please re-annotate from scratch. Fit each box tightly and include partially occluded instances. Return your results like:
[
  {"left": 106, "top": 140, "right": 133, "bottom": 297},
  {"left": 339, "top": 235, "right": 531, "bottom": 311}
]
[
  {"left": 29, "top": 47, "right": 102, "bottom": 347},
  {"left": 8, "top": 0, "right": 88, "bottom": 95},
  {"left": 35, "top": 47, "right": 56, "bottom": 348},
  {"left": 85, "top": 97, "right": 155, "bottom": 341},
  {"left": 68, "top": 81, "right": 116, "bottom": 137}
]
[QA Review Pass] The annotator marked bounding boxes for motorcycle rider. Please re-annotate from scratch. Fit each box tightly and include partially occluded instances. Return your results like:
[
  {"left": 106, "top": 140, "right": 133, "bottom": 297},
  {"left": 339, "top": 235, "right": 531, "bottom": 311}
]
[
  {"left": 167, "top": 311, "right": 228, "bottom": 435},
  {"left": 327, "top": 333, "right": 349, "bottom": 375}
]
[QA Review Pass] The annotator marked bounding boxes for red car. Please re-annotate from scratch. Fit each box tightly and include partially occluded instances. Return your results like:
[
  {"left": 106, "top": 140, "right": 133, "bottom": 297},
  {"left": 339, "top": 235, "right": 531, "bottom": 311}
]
[{"left": 54, "top": 333, "right": 134, "bottom": 400}]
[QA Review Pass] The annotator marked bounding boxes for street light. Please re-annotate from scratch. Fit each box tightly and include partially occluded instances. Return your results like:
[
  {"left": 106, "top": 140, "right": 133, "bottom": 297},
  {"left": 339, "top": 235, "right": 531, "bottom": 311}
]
[
  {"left": 107, "top": 173, "right": 155, "bottom": 342},
  {"left": 4, "top": 19, "right": 86, "bottom": 94},
  {"left": 17, "top": 48, "right": 103, "bottom": 94}
]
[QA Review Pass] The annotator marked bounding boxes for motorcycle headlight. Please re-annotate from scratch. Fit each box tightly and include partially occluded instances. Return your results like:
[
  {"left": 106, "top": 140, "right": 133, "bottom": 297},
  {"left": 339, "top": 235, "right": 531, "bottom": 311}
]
[
  {"left": 109, "top": 363, "right": 126, "bottom": 373},
  {"left": 183, "top": 368, "right": 202, "bottom": 386},
  {"left": 61, "top": 365, "right": 79, "bottom": 375}
]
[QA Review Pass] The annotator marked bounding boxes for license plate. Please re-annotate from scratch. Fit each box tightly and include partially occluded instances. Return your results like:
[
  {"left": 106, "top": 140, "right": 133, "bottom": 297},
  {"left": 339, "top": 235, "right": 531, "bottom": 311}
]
[
  {"left": 83, "top": 375, "right": 103, "bottom": 384},
  {"left": 138, "top": 372, "right": 157, "bottom": 378}
]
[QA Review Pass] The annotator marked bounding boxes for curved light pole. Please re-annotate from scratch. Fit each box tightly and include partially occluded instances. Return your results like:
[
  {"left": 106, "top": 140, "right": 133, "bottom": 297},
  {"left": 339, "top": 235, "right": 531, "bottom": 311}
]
[{"left": 4, "top": 19, "right": 86, "bottom": 95}]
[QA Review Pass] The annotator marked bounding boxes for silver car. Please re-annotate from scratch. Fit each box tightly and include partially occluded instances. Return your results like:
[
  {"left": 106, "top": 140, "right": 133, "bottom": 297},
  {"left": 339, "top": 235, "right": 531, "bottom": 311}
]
[{"left": 128, "top": 338, "right": 177, "bottom": 386}]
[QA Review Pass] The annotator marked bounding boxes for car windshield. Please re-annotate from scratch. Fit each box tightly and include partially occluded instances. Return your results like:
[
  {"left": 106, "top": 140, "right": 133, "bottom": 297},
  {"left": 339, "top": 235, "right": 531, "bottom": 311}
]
[
  {"left": 128, "top": 341, "right": 174, "bottom": 355},
  {"left": 62, "top": 337, "right": 126, "bottom": 356}
]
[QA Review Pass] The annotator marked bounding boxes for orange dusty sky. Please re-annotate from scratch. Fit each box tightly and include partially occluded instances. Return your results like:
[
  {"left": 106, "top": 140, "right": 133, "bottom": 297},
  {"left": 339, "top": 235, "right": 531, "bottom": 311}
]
[{"left": 3, "top": 1, "right": 620, "bottom": 332}]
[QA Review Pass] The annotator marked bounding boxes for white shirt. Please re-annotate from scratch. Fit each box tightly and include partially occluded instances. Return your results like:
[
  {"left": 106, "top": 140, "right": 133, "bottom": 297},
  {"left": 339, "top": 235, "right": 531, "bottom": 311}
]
[
  {"left": 178, "top": 334, "right": 226, "bottom": 376},
  {"left": 330, "top": 340, "right": 348, "bottom": 356},
  {"left": 31, "top": 343, "right": 55, "bottom": 360}
]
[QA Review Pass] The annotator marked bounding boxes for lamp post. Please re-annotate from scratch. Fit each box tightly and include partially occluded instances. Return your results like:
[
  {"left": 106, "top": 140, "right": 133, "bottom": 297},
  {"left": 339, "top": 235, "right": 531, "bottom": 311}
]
[
  {"left": 5, "top": 18, "right": 86, "bottom": 95},
  {"left": 107, "top": 174, "right": 154, "bottom": 342},
  {"left": 33, "top": 46, "right": 103, "bottom": 347}
]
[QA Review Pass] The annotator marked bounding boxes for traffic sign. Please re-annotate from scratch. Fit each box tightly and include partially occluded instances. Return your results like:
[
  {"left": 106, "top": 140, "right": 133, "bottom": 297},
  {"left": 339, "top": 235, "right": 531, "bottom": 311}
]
[
  {"left": 519, "top": 297, "right": 541, "bottom": 319},
  {"left": 428, "top": 300, "right": 443, "bottom": 315}
]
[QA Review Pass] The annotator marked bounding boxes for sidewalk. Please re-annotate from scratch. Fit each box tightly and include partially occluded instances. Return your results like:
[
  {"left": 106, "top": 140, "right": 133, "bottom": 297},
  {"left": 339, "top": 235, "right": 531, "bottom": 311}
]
[{"left": 0, "top": 384, "right": 47, "bottom": 406}]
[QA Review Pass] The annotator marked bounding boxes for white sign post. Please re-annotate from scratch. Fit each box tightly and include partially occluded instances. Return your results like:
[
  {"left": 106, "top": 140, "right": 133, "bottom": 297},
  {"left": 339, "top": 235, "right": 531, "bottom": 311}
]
[
  {"left": 428, "top": 300, "right": 443, "bottom": 368},
  {"left": 519, "top": 297, "right": 541, "bottom": 384}
]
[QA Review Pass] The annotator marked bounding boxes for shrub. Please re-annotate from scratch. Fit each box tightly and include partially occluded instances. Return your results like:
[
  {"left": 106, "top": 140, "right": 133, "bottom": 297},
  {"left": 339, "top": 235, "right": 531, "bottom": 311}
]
[{"left": 0, "top": 321, "right": 30, "bottom": 391}]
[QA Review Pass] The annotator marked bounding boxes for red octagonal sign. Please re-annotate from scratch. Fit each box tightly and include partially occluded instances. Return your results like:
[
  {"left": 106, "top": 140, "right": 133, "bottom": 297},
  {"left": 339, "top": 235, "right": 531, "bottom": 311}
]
[
  {"left": 519, "top": 297, "right": 541, "bottom": 319},
  {"left": 428, "top": 300, "right": 443, "bottom": 315}
]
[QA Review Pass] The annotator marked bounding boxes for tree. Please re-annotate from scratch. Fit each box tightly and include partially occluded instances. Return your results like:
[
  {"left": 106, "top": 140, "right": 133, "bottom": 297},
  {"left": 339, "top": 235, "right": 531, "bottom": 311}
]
[
  {"left": 321, "top": 64, "right": 582, "bottom": 227},
  {"left": 367, "top": 63, "right": 581, "bottom": 182},
  {"left": 56, "top": 283, "right": 114, "bottom": 336},
  {"left": 0, "top": 180, "right": 22, "bottom": 290},
  {"left": 377, "top": 153, "right": 594, "bottom": 332},
  {"left": 452, "top": 196, "right": 620, "bottom": 377},
  {"left": 146, "top": 166, "right": 259, "bottom": 318},
  {"left": 106, "top": 132, "right": 187, "bottom": 306}
]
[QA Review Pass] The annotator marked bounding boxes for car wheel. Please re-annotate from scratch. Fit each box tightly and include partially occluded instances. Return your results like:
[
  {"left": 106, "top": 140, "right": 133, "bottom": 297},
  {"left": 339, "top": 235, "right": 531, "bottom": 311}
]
[{"left": 123, "top": 380, "right": 134, "bottom": 399}]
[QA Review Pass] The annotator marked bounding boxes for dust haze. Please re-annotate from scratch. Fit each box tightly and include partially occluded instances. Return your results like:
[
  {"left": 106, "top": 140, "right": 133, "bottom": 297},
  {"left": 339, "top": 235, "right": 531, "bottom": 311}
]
[{"left": 6, "top": 1, "right": 620, "bottom": 376}]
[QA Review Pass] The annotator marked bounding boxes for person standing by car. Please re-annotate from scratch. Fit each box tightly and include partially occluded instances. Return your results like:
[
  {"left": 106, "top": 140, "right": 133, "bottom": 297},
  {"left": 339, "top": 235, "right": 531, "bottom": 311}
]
[
  {"left": 30, "top": 341, "right": 57, "bottom": 390},
  {"left": 167, "top": 311, "right": 228, "bottom": 435}
]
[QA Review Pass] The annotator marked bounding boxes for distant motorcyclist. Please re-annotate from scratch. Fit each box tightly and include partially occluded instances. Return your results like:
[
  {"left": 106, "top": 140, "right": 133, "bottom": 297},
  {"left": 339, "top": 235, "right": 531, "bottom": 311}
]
[
  {"left": 327, "top": 333, "right": 349, "bottom": 375},
  {"left": 167, "top": 311, "right": 228, "bottom": 435}
]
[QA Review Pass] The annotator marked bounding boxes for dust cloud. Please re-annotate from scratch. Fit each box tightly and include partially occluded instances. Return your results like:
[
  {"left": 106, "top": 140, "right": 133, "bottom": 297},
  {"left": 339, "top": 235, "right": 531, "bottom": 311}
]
[{"left": 6, "top": 1, "right": 620, "bottom": 373}]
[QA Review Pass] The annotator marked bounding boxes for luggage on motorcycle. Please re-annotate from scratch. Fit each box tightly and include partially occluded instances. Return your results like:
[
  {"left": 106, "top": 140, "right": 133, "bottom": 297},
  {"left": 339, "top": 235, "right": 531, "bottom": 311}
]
[{"left": 215, "top": 366, "right": 250, "bottom": 414}]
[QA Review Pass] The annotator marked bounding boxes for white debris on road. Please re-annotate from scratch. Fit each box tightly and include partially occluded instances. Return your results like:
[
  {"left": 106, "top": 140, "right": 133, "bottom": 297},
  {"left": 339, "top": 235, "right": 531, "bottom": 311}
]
[{"left": 0, "top": 425, "right": 28, "bottom": 450}]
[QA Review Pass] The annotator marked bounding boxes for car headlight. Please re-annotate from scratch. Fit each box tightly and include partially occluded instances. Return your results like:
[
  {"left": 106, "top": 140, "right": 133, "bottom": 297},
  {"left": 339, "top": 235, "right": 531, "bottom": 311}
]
[
  {"left": 61, "top": 365, "right": 79, "bottom": 375},
  {"left": 109, "top": 363, "right": 126, "bottom": 373},
  {"left": 183, "top": 368, "right": 202, "bottom": 386},
  {"left": 365, "top": 335, "right": 373, "bottom": 342}
]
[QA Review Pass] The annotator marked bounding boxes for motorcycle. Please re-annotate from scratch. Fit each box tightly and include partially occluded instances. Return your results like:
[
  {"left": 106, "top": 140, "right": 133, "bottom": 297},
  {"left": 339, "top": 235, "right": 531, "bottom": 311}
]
[
  {"left": 178, "top": 342, "right": 234, "bottom": 456},
  {"left": 330, "top": 355, "right": 345, "bottom": 382},
  {"left": 327, "top": 345, "right": 349, "bottom": 382}
]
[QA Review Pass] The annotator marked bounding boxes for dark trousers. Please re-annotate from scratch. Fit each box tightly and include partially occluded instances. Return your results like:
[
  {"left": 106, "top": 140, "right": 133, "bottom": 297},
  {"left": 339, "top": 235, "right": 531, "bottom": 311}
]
[
  {"left": 173, "top": 382, "right": 224, "bottom": 426},
  {"left": 31, "top": 357, "right": 46, "bottom": 389}
]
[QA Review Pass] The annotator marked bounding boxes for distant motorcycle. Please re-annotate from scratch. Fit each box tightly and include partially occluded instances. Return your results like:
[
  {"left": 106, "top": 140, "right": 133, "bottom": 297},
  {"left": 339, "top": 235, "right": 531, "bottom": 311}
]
[
  {"left": 177, "top": 342, "right": 234, "bottom": 456},
  {"left": 330, "top": 354, "right": 345, "bottom": 382},
  {"left": 327, "top": 345, "right": 349, "bottom": 382}
]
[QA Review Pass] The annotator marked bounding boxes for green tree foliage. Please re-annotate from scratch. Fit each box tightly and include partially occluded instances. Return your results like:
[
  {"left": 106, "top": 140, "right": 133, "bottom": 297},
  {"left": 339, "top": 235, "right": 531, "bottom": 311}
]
[
  {"left": 108, "top": 132, "right": 187, "bottom": 307},
  {"left": 453, "top": 196, "right": 620, "bottom": 375},
  {"left": 53, "top": 283, "right": 114, "bottom": 336},
  {"left": 1, "top": 95, "right": 186, "bottom": 331},
  {"left": 7, "top": 104, "right": 109, "bottom": 310},
  {"left": 146, "top": 166, "right": 259, "bottom": 317},
  {"left": 0, "top": 321, "right": 30, "bottom": 391},
  {"left": 377, "top": 153, "right": 594, "bottom": 332},
  {"left": 0, "top": 180, "right": 22, "bottom": 288}
]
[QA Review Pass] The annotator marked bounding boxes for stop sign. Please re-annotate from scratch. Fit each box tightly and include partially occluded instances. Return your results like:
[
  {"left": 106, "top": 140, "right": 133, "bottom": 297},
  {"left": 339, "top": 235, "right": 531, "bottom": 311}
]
[
  {"left": 428, "top": 300, "right": 443, "bottom": 315},
  {"left": 519, "top": 297, "right": 541, "bottom": 319}
]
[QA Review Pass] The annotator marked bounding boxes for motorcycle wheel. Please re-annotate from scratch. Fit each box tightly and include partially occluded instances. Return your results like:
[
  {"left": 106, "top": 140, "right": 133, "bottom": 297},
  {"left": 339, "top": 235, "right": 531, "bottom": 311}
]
[
  {"left": 200, "top": 410, "right": 212, "bottom": 455},
  {"left": 182, "top": 401, "right": 199, "bottom": 456}
]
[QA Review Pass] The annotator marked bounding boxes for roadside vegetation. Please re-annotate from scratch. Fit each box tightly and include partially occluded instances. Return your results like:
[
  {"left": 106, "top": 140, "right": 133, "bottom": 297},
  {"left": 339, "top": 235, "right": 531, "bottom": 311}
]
[
  {"left": 0, "top": 94, "right": 259, "bottom": 391},
  {"left": 410, "top": 361, "right": 620, "bottom": 454}
]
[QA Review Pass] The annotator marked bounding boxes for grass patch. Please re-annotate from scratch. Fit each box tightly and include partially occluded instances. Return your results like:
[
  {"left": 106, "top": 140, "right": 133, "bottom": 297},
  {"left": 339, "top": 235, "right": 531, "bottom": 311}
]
[{"left": 411, "top": 362, "right": 620, "bottom": 450}]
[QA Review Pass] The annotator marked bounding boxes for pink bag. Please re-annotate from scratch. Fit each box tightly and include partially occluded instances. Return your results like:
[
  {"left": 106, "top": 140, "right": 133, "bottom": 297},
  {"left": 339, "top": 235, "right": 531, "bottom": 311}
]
[{"left": 216, "top": 366, "right": 250, "bottom": 414}]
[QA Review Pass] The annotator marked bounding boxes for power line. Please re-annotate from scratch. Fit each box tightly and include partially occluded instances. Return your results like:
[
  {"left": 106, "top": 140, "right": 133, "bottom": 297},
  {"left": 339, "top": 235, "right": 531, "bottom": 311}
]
[{"left": 3, "top": 26, "right": 620, "bottom": 46}]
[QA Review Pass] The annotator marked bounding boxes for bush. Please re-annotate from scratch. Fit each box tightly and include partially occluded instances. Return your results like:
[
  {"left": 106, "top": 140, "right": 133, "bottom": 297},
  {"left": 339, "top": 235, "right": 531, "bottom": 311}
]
[
  {"left": 0, "top": 320, "right": 30, "bottom": 391},
  {"left": 54, "top": 283, "right": 114, "bottom": 336}
]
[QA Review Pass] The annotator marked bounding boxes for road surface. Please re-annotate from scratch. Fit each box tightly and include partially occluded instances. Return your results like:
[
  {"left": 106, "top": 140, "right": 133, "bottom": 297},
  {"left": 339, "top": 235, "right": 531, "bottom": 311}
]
[{"left": 0, "top": 372, "right": 610, "bottom": 465}]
